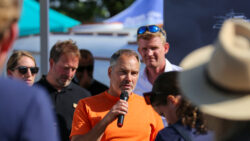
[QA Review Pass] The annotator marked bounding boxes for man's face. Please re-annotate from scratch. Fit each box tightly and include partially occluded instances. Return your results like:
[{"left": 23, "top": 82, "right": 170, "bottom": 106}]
[
  {"left": 108, "top": 54, "right": 140, "bottom": 96},
  {"left": 138, "top": 36, "right": 169, "bottom": 68},
  {"left": 50, "top": 53, "right": 79, "bottom": 88}
]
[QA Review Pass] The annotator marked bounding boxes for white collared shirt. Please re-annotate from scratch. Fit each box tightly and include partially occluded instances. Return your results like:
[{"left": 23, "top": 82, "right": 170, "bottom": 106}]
[{"left": 134, "top": 59, "right": 182, "bottom": 96}]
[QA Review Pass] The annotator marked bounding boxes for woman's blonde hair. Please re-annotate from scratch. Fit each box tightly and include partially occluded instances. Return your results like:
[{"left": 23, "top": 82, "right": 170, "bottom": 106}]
[{"left": 7, "top": 50, "right": 36, "bottom": 71}]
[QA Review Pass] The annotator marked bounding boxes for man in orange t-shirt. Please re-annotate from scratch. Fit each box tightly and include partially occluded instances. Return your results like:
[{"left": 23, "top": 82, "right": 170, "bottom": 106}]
[{"left": 70, "top": 49, "right": 164, "bottom": 141}]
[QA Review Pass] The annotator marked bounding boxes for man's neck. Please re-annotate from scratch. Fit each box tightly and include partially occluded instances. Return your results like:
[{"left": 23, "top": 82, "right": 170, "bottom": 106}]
[
  {"left": 146, "top": 64, "right": 166, "bottom": 84},
  {"left": 0, "top": 51, "right": 8, "bottom": 72},
  {"left": 107, "top": 89, "right": 119, "bottom": 97},
  {"left": 46, "top": 72, "right": 63, "bottom": 92},
  {"left": 107, "top": 89, "right": 132, "bottom": 98}
]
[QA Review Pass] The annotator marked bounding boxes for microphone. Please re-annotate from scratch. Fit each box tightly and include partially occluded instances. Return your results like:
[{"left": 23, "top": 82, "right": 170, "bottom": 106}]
[{"left": 117, "top": 91, "right": 129, "bottom": 128}]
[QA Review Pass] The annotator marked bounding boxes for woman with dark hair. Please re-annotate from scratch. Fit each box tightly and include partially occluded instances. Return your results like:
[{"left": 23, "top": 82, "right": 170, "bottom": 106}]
[{"left": 144, "top": 71, "right": 211, "bottom": 141}]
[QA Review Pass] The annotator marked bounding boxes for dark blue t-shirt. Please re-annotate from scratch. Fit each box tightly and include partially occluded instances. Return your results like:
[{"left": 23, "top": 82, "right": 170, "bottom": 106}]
[
  {"left": 155, "top": 121, "right": 213, "bottom": 141},
  {"left": 0, "top": 77, "right": 59, "bottom": 141},
  {"left": 155, "top": 121, "right": 188, "bottom": 141}
]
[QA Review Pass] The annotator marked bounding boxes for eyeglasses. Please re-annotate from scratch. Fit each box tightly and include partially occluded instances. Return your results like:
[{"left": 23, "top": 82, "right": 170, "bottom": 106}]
[
  {"left": 143, "top": 91, "right": 167, "bottom": 105},
  {"left": 16, "top": 66, "right": 39, "bottom": 75},
  {"left": 77, "top": 65, "right": 93, "bottom": 72},
  {"left": 137, "top": 25, "right": 166, "bottom": 36}
]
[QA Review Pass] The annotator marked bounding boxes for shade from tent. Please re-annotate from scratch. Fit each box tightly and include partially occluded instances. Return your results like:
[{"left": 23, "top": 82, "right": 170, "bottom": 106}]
[
  {"left": 18, "top": 0, "right": 81, "bottom": 36},
  {"left": 104, "top": 0, "right": 163, "bottom": 27}
]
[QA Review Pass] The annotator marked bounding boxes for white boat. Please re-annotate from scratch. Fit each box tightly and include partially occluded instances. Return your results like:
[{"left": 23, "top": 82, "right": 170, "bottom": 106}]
[{"left": 9, "top": 26, "right": 145, "bottom": 86}]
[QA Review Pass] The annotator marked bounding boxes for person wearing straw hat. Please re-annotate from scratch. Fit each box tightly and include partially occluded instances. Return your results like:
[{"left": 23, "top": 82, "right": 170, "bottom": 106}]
[{"left": 179, "top": 19, "right": 250, "bottom": 141}]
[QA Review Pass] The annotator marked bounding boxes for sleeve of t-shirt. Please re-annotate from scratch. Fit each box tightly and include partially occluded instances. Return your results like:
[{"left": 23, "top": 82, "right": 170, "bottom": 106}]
[
  {"left": 70, "top": 99, "right": 92, "bottom": 138},
  {"left": 20, "top": 88, "right": 59, "bottom": 141}
]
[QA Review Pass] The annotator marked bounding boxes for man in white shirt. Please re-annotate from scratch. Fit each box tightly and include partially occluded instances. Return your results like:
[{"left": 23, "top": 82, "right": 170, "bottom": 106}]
[{"left": 134, "top": 25, "right": 181, "bottom": 96}]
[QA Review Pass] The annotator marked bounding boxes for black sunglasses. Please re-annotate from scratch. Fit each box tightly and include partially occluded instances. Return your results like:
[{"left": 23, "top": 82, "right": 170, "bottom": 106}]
[
  {"left": 77, "top": 65, "right": 93, "bottom": 72},
  {"left": 137, "top": 25, "right": 166, "bottom": 36},
  {"left": 143, "top": 92, "right": 153, "bottom": 105},
  {"left": 16, "top": 66, "right": 39, "bottom": 75},
  {"left": 143, "top": 91, "right": 167, "bottom": 105}
]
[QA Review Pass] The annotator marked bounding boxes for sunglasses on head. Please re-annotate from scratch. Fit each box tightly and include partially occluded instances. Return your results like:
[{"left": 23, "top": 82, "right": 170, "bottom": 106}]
[
  {"left": 16, "top": 66, "right": 39, "bottom": 75},
  {"left": 137, "top": 25, "right": 166, "bottom": 36},
  {"left": 77, "top": 65, "right": 93, "bottom": 72}
]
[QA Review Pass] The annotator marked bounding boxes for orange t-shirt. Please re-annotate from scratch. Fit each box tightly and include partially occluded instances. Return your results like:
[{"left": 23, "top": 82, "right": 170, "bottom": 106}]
[{"left": 70, "top": 91, "right": 163, "bottom": 141}]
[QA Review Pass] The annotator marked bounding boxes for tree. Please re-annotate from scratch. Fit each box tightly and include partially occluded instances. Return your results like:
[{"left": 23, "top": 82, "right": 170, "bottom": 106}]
[
  {"left": 47, "top": 0, "right": 135, "bottom": 23},
  {"left": 102, "top": 0, "right": 134, "bottom": 17}
]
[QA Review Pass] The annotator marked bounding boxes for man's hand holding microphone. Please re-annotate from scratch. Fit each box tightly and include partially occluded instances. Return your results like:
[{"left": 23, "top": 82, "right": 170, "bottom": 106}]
[{"left": 103, "top": 91, "right": 129, "bottom": 127}]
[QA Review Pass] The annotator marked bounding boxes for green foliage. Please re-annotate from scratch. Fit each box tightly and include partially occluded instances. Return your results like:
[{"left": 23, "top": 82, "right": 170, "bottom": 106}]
[
  {"left": 48, "top": 0, "right": 135, "bottom": 23},
  {"left": 102, "top": 0, "right": 135, "bottom": 17}
]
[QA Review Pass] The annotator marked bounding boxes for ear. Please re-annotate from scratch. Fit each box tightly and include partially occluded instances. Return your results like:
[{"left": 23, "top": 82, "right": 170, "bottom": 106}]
[
  {"left": 108, "top": 66, "right": 112, "bottom": 79},
  {"left": 7, "top": 69, "right": 13, "bottom": 76},
  {"left": 164, "top": 42, "right": 170, "bottom": 54},
  {"left": 137, "top": 46, "right": 141, "bottom": 54},
  {"left": 167, "top": 95, "right": 179, "bottom": 106},
  {"left": 0, "top": 22, "right": 18, "bottom": 54},
  {"left": 49, "top": 58, "right": 54, "bottom": 68}
]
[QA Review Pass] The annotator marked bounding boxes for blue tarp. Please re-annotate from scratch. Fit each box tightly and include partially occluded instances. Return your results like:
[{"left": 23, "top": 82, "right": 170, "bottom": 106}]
[
  {"left": 18, "top": 0, "right": 81, "bottom": 36},
  {"left": 104, "top": 0, "right": 163, "bottom": 27},
  {"left": 164, "top": 0, "right": 250, "bottom": 64}
]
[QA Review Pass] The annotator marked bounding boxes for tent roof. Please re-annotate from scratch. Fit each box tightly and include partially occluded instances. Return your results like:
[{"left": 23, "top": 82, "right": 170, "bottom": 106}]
[
  {"left": 18, "top": 0, "right": 81, "bottom": 36},
  {"left": 104, "top": 0, "right": 163, "bottom": 27}
]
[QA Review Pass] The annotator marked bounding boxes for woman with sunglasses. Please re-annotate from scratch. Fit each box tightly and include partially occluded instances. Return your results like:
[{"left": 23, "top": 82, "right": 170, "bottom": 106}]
[
  {"left": 7, "top": 51, "right": 39, "bottom": 86},
  {"left": 144, "top": 71, "right": 212, "bottom": 141}
]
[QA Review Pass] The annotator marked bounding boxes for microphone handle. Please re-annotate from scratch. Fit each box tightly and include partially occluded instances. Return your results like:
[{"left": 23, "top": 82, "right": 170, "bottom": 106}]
[
  {"left": 117, "top": 114, "right": 124, "bottom": 127},
  {"left": 117, "top": 91, "right": 129, "bottom": 128}
]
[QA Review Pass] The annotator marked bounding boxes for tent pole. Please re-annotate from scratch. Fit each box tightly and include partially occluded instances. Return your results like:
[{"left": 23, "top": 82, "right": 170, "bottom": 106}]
[{"left": 40, "top": 0, "right": 49, "bottom": 75}]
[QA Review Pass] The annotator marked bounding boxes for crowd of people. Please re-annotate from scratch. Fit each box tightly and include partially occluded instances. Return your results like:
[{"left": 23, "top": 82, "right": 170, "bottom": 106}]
[{"left": 1, "top": 0, "right": 250, "bottom": 141}]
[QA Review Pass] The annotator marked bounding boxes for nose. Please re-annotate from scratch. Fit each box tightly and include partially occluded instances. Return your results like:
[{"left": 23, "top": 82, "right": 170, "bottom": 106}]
[
  {"left": 66, "top": 68, "right": 76, "bottom": 78},
  {"left": 146, "top": 49, "right": 153, "bottom": 56},
  {"left": 25, "top": 68, "right": 32, "bottom": 77},
  {"left": 125, "top": 73, "right": 132, "bottom": 82},
  {"left": 70, "top": 69, "right": 76, "bottom": 77}
]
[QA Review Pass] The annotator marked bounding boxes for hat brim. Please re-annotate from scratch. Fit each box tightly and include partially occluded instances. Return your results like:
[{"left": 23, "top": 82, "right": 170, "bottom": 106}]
[{"left": 179, "top": 46, "right": 250, "bottom": 121}]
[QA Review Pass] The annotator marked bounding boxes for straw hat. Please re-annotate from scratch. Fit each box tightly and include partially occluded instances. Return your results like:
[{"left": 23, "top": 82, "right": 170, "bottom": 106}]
[{"left": 179, "top": 19, "right": 250, "bottom": 120}]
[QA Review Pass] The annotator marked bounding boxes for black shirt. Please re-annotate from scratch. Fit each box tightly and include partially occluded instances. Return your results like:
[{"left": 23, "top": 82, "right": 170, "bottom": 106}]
[
  {"left": 35, "top": 75, "right": 91, "bottom": 141},
  {"left": 88, "top": 79, "right": 109, "bottom": 96},
  {"left": 72, "top": 77, "right": 109, "bottom": 96}
]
